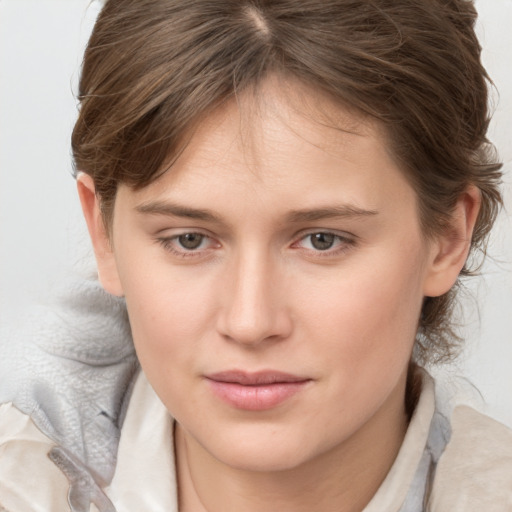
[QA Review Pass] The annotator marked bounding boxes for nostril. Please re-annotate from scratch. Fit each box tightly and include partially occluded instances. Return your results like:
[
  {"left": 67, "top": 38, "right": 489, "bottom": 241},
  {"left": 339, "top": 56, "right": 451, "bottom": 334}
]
[{"left": 217, "top": 302, "right": 293, "bottom": 347}]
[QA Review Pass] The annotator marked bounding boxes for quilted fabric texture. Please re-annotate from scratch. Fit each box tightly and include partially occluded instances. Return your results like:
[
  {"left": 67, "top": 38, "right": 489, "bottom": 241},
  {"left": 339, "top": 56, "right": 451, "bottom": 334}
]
[{"left": 0, "top": 275, "right": 138, "bottom": 490}]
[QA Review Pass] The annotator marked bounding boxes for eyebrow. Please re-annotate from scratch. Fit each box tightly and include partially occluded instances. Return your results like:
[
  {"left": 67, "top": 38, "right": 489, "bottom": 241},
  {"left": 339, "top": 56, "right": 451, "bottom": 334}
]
[
  {"left": 135, "top": 200, "right": 378, "bottom": 224},
  {"left": 285, "top": 205, "right": 379, "bottom": 223},
  {"left": 135, "top": 201, "right": 221, "bottom": 222}
]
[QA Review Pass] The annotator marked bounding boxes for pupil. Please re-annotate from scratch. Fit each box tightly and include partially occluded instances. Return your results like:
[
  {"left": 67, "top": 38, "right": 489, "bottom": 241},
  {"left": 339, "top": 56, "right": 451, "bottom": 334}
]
[
  {"left": 178, "top": 233, "right": 203, "bottom": 249},
  {"left": 311, "top": 233, "right": 335, "bottom": 250}
]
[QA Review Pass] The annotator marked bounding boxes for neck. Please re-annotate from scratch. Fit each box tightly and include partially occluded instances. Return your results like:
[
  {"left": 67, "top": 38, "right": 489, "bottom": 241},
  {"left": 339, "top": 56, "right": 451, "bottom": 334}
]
[{"left": 175, "top": 373, "right": 409, "bottom": 512}]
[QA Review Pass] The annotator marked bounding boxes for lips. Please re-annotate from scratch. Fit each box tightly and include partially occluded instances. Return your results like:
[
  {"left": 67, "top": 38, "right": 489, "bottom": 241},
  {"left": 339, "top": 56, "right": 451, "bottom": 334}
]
[{"left": 205, "top": 370, "right": 311, "bottom": 411}]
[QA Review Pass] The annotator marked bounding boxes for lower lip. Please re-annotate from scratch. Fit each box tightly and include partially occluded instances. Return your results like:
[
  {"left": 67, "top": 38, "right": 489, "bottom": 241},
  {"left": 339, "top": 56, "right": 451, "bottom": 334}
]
[{"left": 206, "top": 379, "right": 309, "bottom": 411}]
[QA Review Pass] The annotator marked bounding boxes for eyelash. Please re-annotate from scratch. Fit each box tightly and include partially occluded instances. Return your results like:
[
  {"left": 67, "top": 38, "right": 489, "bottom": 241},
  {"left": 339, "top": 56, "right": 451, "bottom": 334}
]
[
  {"left": 156, "top": 232, "right": 217, "bottom": 259},
  {"left": 292, "top": 231, "right": 356, "bottom": 258},
  {"left": 156, "top": 231, "right": 356, "bottom": 259}
]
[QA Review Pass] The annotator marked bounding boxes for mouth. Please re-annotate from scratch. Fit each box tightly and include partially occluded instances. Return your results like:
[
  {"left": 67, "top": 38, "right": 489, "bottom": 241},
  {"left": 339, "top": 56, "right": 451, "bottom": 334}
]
[{"left": 205, "top": 370, "right": 312, "bottom": 411}]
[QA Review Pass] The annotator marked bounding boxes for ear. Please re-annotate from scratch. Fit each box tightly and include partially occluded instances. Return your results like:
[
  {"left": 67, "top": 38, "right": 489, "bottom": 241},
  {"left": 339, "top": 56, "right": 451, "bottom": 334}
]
[
  {"left": 77, "top": 173, "right": 124, "bottom": 296},
  {"left": 423, "top": 186, "right": 481, "bottom": 297}
]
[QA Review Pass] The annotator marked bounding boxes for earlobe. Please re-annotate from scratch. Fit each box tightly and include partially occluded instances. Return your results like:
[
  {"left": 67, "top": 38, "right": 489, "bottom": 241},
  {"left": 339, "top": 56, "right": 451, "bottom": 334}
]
[
  {"left": 423, "top": 186, "right": 481, "bottom": 298},
  {"left": 76, "top": 173, "right": 124, "bottom": 297}
]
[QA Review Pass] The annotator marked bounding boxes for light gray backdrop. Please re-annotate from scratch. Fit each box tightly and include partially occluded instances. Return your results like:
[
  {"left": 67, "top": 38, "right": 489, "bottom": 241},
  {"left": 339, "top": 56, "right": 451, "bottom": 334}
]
[{"left": 1, "top": 0, "right": 511, "bottom": 426}]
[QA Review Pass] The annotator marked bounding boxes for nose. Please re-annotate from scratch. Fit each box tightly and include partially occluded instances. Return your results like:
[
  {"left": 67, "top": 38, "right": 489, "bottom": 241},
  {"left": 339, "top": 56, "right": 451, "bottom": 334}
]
[{"left": 216, "top": 250, "right": 292, "bottom": 346}]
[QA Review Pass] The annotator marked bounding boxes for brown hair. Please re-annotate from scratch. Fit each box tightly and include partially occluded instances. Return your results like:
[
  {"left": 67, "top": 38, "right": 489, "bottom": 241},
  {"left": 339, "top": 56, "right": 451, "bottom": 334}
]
[{"left": 72, "top": 0, "right": 502, "bottom": 364}]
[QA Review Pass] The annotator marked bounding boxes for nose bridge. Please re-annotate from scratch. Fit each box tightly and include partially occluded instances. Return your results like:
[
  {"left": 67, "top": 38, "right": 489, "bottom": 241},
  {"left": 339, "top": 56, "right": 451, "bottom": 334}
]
[{"left": 219, "top": 243, "right": 289, "bottom": 345}]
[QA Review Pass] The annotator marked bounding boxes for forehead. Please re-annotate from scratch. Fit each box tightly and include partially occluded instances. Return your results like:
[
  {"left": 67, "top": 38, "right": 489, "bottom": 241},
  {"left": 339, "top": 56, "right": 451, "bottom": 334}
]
[
  {"left": 115, "top": 77, "right": 417, "bottom": 222},
  {"left": 160, "top": 79, "right": 385, "bottom": 179}
]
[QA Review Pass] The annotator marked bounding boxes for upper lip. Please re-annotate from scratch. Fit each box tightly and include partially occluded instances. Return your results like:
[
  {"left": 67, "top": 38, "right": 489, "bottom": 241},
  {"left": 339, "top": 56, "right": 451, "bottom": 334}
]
[{"left": 206, "top": 370, "right": 310, "bottom": 386}]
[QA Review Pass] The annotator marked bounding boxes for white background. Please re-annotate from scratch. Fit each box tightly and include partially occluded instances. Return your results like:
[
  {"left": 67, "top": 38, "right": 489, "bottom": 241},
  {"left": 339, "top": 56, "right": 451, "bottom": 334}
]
[{"left": 1, "top": 0, "right": 511, "bottom": 427}]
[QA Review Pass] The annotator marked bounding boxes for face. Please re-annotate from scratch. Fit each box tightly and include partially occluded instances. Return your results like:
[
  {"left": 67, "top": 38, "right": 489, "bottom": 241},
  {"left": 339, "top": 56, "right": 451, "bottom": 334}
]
[{"left": 99, "top": 81, "right": 441, "bottom": 473}]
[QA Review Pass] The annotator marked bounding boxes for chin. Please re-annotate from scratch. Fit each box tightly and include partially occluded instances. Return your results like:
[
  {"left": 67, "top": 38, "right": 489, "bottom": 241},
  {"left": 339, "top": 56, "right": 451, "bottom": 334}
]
[
  {"left": 216, "top": 446, "right": 311, "bottom": 473},
  {"left": 199, "top": 424, "right": 323, "bottom": 473}
]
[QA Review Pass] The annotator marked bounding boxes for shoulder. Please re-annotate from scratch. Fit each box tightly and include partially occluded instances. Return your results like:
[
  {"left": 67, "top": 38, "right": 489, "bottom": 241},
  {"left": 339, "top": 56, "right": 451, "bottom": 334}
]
[
  {"left": 428, "top": 405, "right": 512, "bottom": 511},
  {"left": 0, "top": 402, "right": 71, "bottom": 512}
]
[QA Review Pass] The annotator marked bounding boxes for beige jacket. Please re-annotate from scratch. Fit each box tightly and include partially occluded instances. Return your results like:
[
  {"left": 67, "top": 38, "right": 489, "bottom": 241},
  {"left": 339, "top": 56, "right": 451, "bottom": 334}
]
[{"left": 1, "top": 371, "right": 512, "bottom": 512}]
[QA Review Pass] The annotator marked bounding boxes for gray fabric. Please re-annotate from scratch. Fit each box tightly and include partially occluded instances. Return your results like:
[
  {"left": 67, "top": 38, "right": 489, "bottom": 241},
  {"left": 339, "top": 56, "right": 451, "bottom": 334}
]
[
  {"left": 0, "top": 275, "right": 138, "bottom": 491},
  {"left": 48, "top": 446, "right": 117, "bottom": 512}
]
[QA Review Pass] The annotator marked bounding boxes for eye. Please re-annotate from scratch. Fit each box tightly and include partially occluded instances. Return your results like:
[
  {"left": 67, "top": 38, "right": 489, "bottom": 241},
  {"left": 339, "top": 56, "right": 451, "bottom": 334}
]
[
  {"left": 156, "top": 231, "right": 219, "bottom": 257},
  {"left": 307, "top": 233, "right": 336, "bottom": 251},
  {"left": 177, "top": 233, "right": 206, "bottom": 250},
  {"left": 293, "top": 231, "right": 356, "bottom": 256}
]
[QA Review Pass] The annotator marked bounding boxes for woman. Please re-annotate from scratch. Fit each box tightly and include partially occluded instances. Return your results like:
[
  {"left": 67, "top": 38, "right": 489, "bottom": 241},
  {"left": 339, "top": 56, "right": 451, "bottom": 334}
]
[{"left": 1, "top": 1, "right": 511, "bottom": 511}]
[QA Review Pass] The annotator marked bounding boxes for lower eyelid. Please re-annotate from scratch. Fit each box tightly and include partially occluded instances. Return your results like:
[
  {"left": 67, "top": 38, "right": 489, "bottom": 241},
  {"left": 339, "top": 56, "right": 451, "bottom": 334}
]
[
  {"left": 157, "top": 239, "right": 206, "bottom": 258},
  {"left": 300, "top": 244, "right": 355, "bottom": 260}
]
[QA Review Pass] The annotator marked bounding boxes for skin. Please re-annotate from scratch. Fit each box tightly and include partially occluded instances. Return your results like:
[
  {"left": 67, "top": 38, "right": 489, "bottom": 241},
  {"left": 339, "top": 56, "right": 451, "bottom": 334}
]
[{"left": 79, "top": 78, "right": 479, "bottom": 512}]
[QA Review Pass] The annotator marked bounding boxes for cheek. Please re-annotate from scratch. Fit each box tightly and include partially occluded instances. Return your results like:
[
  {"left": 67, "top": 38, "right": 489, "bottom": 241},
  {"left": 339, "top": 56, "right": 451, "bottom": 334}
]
[
  {"left": 121, "top": 273, "right": 217, "bottom": 411},
  {"left": 115, "top": 252, "right": 220, "bottom": 373},
  {"left": 299, "top": 244, "right": 426, "bottom": 383}
]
